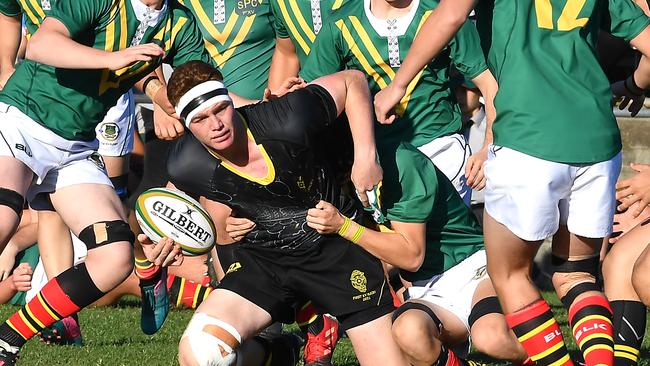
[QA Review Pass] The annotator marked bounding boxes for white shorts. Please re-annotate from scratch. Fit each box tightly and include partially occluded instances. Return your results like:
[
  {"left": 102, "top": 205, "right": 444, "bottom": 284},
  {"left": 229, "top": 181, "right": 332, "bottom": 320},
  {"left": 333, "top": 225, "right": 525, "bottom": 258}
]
[
  {"left": 484, "top": 145, "right": 621, "bottom": 241},
  {"left": 406, "top": 250, "right": 488, "bottom": 331},
  {"left": 0, "top": 102, "right": 112, "bottom": 208},
  {"left": 96, "top": 90, "right": 135, "bottom": 157},
  {"left": 417, "top": 133, "right": 471, "bottom": 205}
]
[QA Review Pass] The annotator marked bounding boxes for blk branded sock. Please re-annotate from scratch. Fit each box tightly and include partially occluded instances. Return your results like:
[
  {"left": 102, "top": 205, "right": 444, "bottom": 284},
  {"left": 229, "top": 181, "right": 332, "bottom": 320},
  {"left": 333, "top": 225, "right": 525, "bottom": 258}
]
[
  {"left": 568, "top": 295, "right": 614, "bottom": 366},
  {"left": 506, "top": 299, "right": 573, "bottom": 366},
  {"left": 166, "top": 274, "right": 212, "bottom": 309},
  {"left": 0, "top": 263, "right": 104, "bottom": 348}
]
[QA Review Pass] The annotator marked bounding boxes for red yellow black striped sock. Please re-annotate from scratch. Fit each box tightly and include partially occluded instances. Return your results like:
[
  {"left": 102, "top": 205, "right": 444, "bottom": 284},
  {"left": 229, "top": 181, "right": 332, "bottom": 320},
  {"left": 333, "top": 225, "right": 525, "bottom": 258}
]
[
  {"left": 506, "top": 299, "right": 573, "bottom": 366},
  {"left": 166, "top": 274, "right": 212, "bottom": 309},
  {"left": 0, "top": 263, "right": 104, "bottom": 348},
  {"left": 297, "top": 302, "right": 319, "bottom": 334},
  {"left": 568, "top": 295, "right": 614, "bottom": 366},
  {"left": 134, "top": 256, "right": 159, "bottom": 280}
]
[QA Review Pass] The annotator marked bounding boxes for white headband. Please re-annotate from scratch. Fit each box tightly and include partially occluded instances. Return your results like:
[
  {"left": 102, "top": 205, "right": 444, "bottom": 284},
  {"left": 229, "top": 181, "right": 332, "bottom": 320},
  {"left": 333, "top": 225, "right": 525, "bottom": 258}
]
[{"left": 175, "top": 80, "right": 232, "bottom": 127}]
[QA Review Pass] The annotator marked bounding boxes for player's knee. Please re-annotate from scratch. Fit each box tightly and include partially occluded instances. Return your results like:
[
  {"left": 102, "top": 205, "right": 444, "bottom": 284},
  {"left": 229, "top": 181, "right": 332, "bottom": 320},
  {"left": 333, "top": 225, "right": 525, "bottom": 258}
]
[
  {"left": 470, "top": 316, "right": 513, "bottom": 356},
  {"left": 79, "top": 220, "right": 135, "bottom": 251},
  {"left": 391, "top": 303, "right": 441, "bottom": 356},
  {"left": 601, "top": 247, "right": 627, "bottom": 282},
  {"left": 180, "top": 313, "right": 240, "bottom": 366}
]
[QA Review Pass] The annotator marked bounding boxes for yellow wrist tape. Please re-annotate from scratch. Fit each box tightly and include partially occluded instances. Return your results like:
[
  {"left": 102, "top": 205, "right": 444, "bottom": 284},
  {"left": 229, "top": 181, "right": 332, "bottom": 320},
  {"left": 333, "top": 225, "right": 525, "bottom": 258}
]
[{"left": 338, "top": 216, "right": 351, "bottom": 236}]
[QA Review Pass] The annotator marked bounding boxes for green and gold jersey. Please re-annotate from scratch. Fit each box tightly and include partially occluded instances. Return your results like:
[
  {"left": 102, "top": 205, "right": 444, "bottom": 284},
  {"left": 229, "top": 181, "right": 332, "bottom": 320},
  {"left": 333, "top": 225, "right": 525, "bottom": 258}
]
[
  {"left": 380, "top": 143, "right": 483, "bottom": 282},
  {"left": 476, "top": 0, "right": 649, "bottom": 163},
  {"left": 179, "top": 0, "right": 276, "bottom": 99},
  {"left": 0, "top": 0, "right": 214, "bottom": 141},
  {"left": 300, "top": 0, "right": 487, "bottom": 148},
  {"left": 270, "top": 0, "right": 346, "bottom": 65},
  {"left": 0, "top": 0, "right": 49, "bottom": 36}
]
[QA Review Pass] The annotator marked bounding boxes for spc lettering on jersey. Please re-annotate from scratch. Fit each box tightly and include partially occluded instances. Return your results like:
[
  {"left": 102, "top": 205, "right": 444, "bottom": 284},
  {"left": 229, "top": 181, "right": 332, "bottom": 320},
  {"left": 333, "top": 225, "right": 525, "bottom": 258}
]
[
  {"left": 236, "top": 0, "right": 261, "bottom": 16},
  {"left": 151, "top": 200, "right": 213, "bottom": 243}
]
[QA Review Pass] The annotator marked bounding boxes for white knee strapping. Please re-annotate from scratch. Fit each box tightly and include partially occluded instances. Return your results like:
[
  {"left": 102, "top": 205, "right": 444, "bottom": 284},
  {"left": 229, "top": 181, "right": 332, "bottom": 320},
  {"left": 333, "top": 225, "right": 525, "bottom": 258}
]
[{"left": 182, "top": 313, "right": 242, "bottom": 366}]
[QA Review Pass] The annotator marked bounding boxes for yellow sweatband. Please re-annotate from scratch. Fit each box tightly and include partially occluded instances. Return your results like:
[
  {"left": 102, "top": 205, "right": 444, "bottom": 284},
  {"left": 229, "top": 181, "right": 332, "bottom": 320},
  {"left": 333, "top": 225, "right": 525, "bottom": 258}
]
[{"left": 338, "top": 216, "right": 352, "bottom": 236}]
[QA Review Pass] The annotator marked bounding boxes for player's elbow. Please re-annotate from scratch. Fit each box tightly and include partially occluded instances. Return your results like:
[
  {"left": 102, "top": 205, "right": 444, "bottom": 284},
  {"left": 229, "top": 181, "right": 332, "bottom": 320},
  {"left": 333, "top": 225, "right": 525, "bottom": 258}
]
[{"left": 401, "top": 247, "right": 425, "bottom": 272}]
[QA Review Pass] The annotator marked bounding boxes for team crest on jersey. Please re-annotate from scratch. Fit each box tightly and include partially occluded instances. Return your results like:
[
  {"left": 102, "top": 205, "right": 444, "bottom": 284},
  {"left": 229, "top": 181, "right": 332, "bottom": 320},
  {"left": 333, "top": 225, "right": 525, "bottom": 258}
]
[
  {"left": 350, "top": 270, "right": 367, "bottom": 293},
  {"left": 473, "top": 265, "right": 487, "bottom": 280},
  {"left": 235, "top": 0, "right": 262, "bottom": 16},
  {"left": 226, "top": 262, "right": 242, "bottom": 274},
  {"left": 88, "top": 153, "right": 106, "bottom": 171},
  {"left": 98, "top": 123, "right": 120, "bottom": 142}
]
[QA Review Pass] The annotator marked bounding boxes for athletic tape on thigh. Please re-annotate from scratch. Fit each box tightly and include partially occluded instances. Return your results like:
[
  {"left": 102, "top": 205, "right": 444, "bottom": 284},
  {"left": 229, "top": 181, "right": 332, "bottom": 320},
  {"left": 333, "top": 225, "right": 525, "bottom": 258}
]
[
  {"left": 78, "top": 220, "right": 135, "bottom": 250},
  {"left": 468, "top": 296, "right": 502, "bottom": 328},
  {"left": 560, "top": 281, "right": 601, "bottom": 309},
  {"left": 109, "top": 174, "right": 129, "bottom": 200},
  {"left": 551, "top": 254, "right": 599, "bottom": 275},
  {"left": 182, "top": 312, "right": 241, "bottom": 366},
  {"left": 392, "top": 302, "right": 442, "bottom": 332},
  {"left": 0, "top": 188, "right": 24, "bottom": 218}
]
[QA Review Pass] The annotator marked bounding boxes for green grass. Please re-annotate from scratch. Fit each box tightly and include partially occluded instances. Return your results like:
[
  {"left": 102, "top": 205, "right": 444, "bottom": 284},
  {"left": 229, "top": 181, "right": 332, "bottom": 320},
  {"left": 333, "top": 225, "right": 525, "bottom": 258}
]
[{"left": 0, "top": 293, "right": 648, "bottom": 365}]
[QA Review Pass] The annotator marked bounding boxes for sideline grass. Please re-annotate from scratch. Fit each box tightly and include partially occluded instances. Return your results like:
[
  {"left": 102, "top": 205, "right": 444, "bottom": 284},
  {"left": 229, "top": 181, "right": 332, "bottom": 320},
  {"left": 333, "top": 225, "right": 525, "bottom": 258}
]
[{"left": 0, "top": 293, "right": 648, "bottom": 365}]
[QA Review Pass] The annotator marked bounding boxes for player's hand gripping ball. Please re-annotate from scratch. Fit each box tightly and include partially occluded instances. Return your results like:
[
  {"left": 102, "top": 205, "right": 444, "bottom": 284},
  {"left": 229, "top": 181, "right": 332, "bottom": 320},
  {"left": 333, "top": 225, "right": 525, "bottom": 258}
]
[{"left": 135, "top": 188, "right": 216, "bottom": 256}]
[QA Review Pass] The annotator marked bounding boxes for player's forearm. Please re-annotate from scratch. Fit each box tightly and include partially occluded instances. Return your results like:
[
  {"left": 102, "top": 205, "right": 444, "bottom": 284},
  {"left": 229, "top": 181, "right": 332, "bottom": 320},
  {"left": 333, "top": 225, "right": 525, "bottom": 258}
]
[
  {"left": 471, "top": 70, "right": 498, "bottom": 147},
  {"left": 268, "top": 37, "right": 300, "bottom": 90},
  {"left": 0, "top": 13, "right": 21, "bottom": 75},
  {"left": 343, "top": 70, "right": 377, "bottom": 160},
  {"left": 340, "top": 220, "right": 424, "bottom": 272},
  {"left": 0, "top": 279, "right": 19, "bottom": 305},
  {"left": 391, "top": 0, "right": 473, "bottom": 89},
  {"left": 27, "top": 23, "right": 112, "bottom": 69}
]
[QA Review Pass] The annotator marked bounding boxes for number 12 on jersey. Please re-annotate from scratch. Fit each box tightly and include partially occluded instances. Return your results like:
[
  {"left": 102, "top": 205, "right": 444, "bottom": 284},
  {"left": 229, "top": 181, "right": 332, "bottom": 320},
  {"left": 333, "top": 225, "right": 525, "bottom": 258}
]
[{"left": 534, "top": 0, "right": 590, "bottom": 31}]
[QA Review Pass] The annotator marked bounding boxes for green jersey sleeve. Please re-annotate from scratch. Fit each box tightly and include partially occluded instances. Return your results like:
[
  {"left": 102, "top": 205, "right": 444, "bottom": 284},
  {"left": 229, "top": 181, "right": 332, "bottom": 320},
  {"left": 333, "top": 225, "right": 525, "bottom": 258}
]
[
  {"left": 0, "top": 0, "right": 21, "bottom": 17},
  {"left": 448, "top": 19, "right": 488, "bottom": 80},
  {"left": 299, "top": 20, "right": 345, "bottom": 82},
  {"left": 167, "top": 13, "right": 216, "bottom": 68},
  {"left": 604, "top": 0, "right": 650, "bottom": 41},
  {"left": 270, "top": 0, "right": 289, "bottom": 38},
  {"left": 383, "top": 145, "right": 438, "bottom": 223},
  {"left": 50, "top": 0, "right": 111, "bottom": 38}
]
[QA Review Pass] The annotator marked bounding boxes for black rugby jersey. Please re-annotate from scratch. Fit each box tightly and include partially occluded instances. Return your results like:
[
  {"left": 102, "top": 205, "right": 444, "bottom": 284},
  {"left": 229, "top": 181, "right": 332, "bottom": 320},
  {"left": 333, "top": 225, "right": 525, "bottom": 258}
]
[{"left": 168, "top": 85, "right": 359, "bottom": 254}]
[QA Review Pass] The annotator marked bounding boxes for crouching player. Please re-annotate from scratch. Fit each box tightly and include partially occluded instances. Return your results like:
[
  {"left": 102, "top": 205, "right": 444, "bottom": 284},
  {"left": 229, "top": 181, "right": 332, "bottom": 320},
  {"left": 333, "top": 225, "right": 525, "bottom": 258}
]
[
  {"left": 304, "top": 143, "right": 530, "bottom": 365},
  {"left": 161, "top": 61, "right": 407, "bottom": 365}
]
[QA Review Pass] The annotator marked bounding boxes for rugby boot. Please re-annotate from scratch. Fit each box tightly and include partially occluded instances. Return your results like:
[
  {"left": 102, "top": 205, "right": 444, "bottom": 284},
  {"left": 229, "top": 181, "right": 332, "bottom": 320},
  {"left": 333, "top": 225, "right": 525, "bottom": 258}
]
[
  {"left": 0, "top": 340, "right": 18, "bottom": 366},
  {"left": 140, "top": 266, "right": 169, "bottom": 335},
  {"left": 303, "top": 314, "right": 339, "bottom": 366},
  {"left": 38, "top": 315, "right": 83, "bottom": 346}
]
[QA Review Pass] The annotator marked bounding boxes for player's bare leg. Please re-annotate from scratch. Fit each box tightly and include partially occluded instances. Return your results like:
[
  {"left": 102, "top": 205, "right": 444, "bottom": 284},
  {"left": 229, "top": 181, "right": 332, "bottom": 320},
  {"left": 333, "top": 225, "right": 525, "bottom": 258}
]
[
  {"left": 603, "top": 222, "right": 649, "bottom": 365},
  {"left": 346, "top": 313, "right": 408, "bottom": 366},
  {"left": 37, "top": 210, "right": 73, "bottom": 279},
  {"left": 551, "top": 225, "right": 614, "bottom": 366},
  {"left": 483, "top": 212, "right": 573, "bottom": 365},
  {"left": 633, "top": 242, "right": 650, "bottom": 305},
  {"left": 469, "top": 279, "right": 529, "bottom": 363},
  {"left": 0, "top": 157, "right": 33, "bottom": 249}
]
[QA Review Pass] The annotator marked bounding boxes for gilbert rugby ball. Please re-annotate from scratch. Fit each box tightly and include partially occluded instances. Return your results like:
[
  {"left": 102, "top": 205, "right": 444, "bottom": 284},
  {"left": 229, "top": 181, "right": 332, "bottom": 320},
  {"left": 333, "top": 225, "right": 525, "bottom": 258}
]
[{"left": 135, "top": 188, "right": 216, "bottom": 256}]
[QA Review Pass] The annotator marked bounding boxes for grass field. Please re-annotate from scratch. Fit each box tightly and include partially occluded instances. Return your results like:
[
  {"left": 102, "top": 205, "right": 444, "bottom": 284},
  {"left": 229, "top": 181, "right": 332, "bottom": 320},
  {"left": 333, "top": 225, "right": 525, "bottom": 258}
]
[{"left": 1, "top": 293, "right": 648, "bottom": 365}]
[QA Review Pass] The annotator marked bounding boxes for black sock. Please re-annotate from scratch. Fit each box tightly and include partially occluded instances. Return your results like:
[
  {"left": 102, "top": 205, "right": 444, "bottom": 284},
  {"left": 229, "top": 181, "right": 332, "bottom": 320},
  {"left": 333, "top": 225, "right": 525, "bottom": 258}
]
[{"left": 611, "top": 300, "right": 646, "bottom": 365}]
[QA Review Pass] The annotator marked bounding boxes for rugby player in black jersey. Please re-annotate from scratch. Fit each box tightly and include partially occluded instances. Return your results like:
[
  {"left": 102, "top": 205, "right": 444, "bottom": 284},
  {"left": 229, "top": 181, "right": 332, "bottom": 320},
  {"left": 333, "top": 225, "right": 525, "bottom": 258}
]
[{"left": 154, "top": 61, "right": 407, "bottom": 366}]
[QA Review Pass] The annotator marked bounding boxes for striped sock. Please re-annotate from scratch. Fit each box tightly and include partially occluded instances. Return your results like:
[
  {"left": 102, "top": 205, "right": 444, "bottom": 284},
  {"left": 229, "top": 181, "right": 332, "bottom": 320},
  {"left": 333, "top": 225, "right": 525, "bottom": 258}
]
[
  {"left": 134, "top": 257, "right": 159, "bottom": 280},
  {"left": 506, "top": 299, "right": 573, "bottom": 366},
  {"left": 0, "top": 263, "right": 104, "bottom": 348},
  {"left": 611, "top": 300, "right": 645, "bottom": 366},
  {"left": 569, "top": 295, "right": 614, "bottom": 366},
  {"left": 166, "top": 274, "right": 212, "bottom": 309}
]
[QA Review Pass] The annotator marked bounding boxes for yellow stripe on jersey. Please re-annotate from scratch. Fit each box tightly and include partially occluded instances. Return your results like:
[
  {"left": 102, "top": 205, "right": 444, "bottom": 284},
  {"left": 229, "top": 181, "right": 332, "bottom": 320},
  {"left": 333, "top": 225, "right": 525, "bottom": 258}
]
[
  {"left": 214, "top": 15, "right": 256, "bottom": 66},
  {"left": 190, "top": 0, "right": 239, "bottom": 45},
  {"left": 288, "top": 0, "right": 316, "bottom": 42},
  {"left": 332, "top": 0, "right": 344, "bottom": 10},
  {"left": 534, "top": 0, "right": 554, "bottom": 29},
  {"left": 395, "top": 10, "right": 431, "bottom": 115},
  {"left": 336, "top": 20, "right": 388, "bottom": 88},
  {"left": 276, "top": 0, "right": 310, "bottom": 54},
  {"left": 18, "top": 0, "right": 40, "bottom": 28},
  {"left": 349, "top": 16, "right": 394, "bottom": 78},
  {"left": 28, "top": 0, "right": 45, "bottom": 18},
  {"left": 119, "top": 1, "right": 128, "bottom": 49}
]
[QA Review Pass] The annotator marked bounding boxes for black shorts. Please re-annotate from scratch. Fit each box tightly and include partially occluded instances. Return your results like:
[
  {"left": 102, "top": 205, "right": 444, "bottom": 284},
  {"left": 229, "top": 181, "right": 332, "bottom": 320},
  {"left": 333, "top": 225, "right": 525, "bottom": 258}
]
[{"left": 218, "top": 237, "right": 394, "bottom": 331}]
